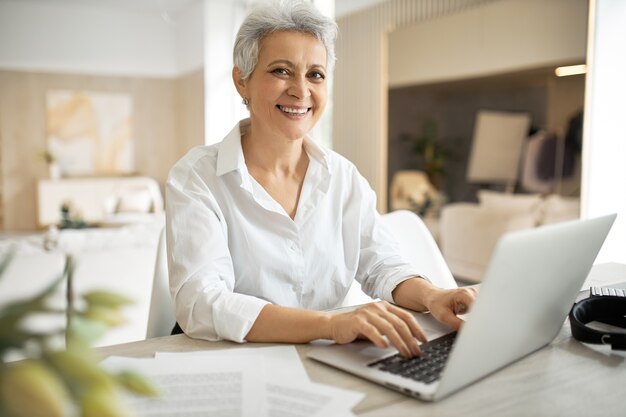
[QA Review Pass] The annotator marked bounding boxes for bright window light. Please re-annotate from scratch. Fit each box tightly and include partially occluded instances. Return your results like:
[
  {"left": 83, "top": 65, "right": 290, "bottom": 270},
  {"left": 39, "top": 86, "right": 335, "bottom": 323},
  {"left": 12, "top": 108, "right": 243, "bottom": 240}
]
[{"left": 555, "top": 64, "right": 587, "bottom": 77}]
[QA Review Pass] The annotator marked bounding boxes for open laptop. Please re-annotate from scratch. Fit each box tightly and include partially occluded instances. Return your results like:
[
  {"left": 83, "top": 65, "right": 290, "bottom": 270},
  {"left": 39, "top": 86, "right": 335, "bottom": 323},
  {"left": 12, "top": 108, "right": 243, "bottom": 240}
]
[{"left": 308, "top": 214, "right": 616, "bottom": 401}]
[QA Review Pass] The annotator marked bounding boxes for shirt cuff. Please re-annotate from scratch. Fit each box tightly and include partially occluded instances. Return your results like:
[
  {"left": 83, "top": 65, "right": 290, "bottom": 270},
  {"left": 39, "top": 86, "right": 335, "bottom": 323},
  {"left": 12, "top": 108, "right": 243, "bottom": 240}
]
[
  {"left": 212, "top": 293, "right": 271, "bottom": 343},
  {"left": 381, "top": 268, "right": 431, "bottom": 304}
]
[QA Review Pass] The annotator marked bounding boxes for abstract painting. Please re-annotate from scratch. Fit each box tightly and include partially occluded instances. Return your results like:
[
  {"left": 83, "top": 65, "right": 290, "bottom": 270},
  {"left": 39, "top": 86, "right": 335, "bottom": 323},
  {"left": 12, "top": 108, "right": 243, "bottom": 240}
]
[{"left": 46, "top": 90, "right": 134, "bottom": 176}]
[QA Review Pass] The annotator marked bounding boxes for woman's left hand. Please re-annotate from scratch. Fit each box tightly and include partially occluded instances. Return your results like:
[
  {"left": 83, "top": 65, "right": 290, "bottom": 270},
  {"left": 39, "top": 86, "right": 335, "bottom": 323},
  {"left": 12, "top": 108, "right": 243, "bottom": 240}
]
[
  {"left": 393, "top": 277, "right": 478, "bottom": 330},
  {"left": 424, "top": 287, "right": 477, "bottom": 330}
]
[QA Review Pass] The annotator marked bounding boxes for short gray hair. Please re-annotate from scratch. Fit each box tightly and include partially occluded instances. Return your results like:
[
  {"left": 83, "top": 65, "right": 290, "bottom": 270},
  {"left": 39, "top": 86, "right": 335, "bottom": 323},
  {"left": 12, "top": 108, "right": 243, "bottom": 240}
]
[{"left": 233, "top": 0, "right": 338, "bottom": 80}]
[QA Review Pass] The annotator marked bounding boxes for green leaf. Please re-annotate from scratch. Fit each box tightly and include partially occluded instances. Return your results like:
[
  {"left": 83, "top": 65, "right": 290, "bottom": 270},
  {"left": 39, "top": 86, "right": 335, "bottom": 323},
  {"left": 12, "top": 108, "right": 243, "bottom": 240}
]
[
  {"left": 80, "top": 385, "right": 134, "bottom": 417},
  {"left": 66, "top": 316, "right": 108, "bottom": 346},
  {"left": 0, "top": 331, "right": 29, "bottom": 353},
  {"left": 115, "top": 371, "right": 160, "bottom": 397},
  {"left": 82, "top": 307, "right": 127, "bottom": 328},
  {"left": 0, "top": 360, "right": 71, "bottom": 417},
  {"left": 45, "top": 349, "right": 112, "bottom": 389},
  {"left": 82, "top": 291, "right": 134, "bottom": 309},
  {"left": 0, "top": 249, "right": 16, "bottom": 280}
]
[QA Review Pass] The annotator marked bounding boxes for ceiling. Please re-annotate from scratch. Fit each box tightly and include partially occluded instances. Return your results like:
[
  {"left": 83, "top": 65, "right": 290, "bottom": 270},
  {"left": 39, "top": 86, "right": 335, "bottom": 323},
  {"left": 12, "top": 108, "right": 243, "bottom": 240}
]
[
  {"left": 1, "top": 0, "right": 391, "bottom": 18},
  {"left": 0, "top": 0, "right": 200, "bottom": 15}
]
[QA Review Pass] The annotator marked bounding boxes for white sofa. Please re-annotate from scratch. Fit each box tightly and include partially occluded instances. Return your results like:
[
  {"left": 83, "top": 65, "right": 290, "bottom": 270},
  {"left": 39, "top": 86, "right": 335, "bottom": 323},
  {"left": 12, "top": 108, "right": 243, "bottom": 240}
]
[
  {"left": 37, "top": 176, "right": 164, "bottom": 228},
  {"left": 439, "top": 191, "right": 580, "bottom": 282}
]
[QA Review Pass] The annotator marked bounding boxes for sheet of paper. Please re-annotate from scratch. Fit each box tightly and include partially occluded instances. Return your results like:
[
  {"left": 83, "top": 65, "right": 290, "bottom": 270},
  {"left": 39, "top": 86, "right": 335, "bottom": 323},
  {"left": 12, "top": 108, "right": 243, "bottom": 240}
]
[
  {"left": 102, "top": 355, "right": 266, "bottom": 417},
  {"left": 265, "top": 381, "right": 363, "bottom": 417},
  {"left": 156, "top": 345, "right": 308, "bottom": 382},
  {"left": 154, "top": 346, "right": 364, "bottom": 416}
]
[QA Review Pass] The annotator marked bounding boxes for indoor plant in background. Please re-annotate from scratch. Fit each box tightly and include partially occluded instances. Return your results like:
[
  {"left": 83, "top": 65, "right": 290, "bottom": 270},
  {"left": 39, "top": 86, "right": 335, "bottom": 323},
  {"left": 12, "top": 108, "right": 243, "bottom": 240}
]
[
  {"left": 399, "top": 119, "right": 453, "bottom": 217},
  {"left": 402, "top": 119, "right": 451, "bottom": 190},
  {"left": 0, "top": 251, "right": 158, "bottom": 417},
  {"left": 38, "top": 149, "right": 62, "bottom": 180}
]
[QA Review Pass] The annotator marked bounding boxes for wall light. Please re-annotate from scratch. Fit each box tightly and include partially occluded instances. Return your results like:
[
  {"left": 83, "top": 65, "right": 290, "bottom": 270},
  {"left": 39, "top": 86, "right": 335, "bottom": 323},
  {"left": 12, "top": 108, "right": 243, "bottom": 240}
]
[{"left": 555, "top": 64, "right": 587, "bottom": 77}]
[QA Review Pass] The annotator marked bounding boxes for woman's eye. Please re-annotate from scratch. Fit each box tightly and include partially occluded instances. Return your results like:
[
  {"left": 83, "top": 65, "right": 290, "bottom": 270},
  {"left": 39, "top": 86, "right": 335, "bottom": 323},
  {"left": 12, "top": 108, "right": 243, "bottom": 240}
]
[
  {"left": 308, "top": 71, "right": 326, "bottom": 80},
  {"left": 272, "top": 68, "right": 289, "bottom": 76}
]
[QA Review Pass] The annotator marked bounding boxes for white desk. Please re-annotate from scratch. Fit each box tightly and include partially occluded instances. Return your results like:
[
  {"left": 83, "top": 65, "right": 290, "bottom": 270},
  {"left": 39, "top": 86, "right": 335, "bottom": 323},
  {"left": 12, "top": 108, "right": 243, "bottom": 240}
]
[{"left": 99, "top": 281, "right": 626, "bottom": 416}]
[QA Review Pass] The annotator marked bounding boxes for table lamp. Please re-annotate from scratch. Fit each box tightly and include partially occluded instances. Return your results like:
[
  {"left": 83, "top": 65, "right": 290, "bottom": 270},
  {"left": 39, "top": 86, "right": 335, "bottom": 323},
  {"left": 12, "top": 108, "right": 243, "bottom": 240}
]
[{"left": 466, "top": 110, "right": 531, "bottom": 192}]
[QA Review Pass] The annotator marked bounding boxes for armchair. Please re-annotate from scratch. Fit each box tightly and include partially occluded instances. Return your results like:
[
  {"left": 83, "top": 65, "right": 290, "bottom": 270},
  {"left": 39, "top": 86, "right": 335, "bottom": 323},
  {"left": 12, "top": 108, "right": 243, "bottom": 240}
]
[{"left": 440, "top": 191, "right": 579, "bottom": 283}]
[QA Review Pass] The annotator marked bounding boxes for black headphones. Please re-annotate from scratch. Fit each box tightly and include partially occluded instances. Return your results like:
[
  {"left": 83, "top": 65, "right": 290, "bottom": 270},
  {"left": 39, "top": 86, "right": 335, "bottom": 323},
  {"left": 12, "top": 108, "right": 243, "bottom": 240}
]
[{"left": 569, "top": 295, "right": 626, "bottom": 351}]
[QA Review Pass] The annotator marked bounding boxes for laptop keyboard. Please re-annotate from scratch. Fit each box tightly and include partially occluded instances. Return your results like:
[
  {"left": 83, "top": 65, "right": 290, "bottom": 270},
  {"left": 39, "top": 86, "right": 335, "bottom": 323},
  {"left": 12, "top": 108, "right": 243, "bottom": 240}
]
[{"left": 368, "top": 332, "right": 457, "bottom": 384}]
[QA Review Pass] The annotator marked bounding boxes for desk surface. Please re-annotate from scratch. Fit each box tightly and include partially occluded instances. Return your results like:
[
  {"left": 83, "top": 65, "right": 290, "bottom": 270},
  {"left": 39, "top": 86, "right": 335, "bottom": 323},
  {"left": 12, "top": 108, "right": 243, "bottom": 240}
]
[{"left": 99, "top": 299, "right": 626, "bottom": 416}]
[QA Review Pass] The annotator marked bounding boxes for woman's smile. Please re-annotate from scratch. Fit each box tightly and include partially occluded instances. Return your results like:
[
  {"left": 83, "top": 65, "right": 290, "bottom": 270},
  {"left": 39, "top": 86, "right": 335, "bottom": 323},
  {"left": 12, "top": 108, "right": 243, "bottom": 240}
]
[{"left": 276, "top": 104, "right": 311, "bottom": 117}]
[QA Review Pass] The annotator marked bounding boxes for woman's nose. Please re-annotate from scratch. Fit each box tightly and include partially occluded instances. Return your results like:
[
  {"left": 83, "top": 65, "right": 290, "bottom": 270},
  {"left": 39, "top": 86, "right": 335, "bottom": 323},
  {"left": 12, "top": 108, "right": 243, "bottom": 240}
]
[{"left": 287, "top": 76, "right": 311, "bottom": 99}]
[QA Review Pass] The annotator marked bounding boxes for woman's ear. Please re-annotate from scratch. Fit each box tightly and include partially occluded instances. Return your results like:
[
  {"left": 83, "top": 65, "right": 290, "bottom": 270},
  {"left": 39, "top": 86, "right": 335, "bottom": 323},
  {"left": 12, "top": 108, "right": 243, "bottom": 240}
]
[{"left": 232, "top": 66, "right": 247, "bottom": 96}]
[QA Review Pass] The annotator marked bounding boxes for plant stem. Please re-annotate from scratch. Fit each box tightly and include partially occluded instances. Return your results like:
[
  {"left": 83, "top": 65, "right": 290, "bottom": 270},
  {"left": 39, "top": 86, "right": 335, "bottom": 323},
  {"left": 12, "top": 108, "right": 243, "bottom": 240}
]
[{"left": 64, "top": 256, "right": 74, "bottom": 347}]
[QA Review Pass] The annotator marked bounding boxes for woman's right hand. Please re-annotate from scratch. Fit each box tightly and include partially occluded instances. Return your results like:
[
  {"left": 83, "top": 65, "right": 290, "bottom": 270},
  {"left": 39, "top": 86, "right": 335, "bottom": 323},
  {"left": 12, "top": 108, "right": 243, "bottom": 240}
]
[{"left": 326, "top": 301, "right": 428, "bottom": 358}]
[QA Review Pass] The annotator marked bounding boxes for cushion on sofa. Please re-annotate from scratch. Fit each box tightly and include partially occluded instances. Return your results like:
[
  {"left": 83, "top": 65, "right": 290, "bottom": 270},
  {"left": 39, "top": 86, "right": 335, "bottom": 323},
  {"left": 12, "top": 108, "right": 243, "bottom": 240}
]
[
  {"left": 542, "top": 195, "right": 580, "bottom": 224},
  {"left": 116, "top": 188, "right": 154, "bottom": 213},
  {"left": 478, "top": 190, "right": 542, "bottom": 212}
]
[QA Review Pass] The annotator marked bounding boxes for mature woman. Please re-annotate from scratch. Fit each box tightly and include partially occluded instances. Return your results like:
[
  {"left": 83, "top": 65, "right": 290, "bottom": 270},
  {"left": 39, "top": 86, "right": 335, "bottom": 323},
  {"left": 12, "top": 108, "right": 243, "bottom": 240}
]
[{"left": 166, "top": 0, "right": 475, "bottom": 358}]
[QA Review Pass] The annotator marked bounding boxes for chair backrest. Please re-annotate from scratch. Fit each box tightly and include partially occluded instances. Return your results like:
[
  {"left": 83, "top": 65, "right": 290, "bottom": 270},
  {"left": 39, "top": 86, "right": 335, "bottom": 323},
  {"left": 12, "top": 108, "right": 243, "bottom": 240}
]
[
  {"left": 146, "top": 227, "right": 176, "bottom": 338},
  {"left": 381, "top": 210, "right": 457, "bottom": 289},
  {"left": 340, "top": 210, "right": 457, "bottom": 307}
]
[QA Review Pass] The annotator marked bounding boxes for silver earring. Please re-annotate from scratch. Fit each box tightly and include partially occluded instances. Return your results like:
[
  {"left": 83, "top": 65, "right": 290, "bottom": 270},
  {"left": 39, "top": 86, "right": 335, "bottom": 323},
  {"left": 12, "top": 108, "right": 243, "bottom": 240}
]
[{"left": 242, "top": 97, "right": 249, "bottom": 106}]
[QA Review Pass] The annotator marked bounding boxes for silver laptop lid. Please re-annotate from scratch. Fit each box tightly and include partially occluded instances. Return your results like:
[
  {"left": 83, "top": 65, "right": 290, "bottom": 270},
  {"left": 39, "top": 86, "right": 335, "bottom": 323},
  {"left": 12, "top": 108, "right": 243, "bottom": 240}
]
[{"left": 436, "top": 214, "right": 616, "bottom": 400}]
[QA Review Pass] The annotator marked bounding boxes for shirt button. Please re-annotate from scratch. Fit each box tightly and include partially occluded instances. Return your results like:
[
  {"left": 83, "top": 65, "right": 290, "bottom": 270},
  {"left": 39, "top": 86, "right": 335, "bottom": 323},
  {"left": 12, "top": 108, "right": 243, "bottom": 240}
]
[{"left": 290, "top": 242, "right": 298, "bottom": 251}]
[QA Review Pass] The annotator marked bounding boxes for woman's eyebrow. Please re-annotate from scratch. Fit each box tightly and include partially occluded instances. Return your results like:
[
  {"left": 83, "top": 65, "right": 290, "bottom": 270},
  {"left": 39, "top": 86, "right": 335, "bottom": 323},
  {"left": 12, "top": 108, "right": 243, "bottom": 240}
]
[
  {"left": 309, "top": 64, "right": 327, "bottom": 72},
  {"left": 267, "top": 59, "right": 294, "bottom": 68},
  {"left": 266, "top": 60, "right": 327, "bottom": 71}
]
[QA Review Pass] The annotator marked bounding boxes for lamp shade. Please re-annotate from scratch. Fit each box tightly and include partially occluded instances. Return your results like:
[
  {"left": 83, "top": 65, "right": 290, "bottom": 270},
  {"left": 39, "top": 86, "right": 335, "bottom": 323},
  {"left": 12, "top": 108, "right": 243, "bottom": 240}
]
[{"left": 466, "top": 110, "right": 531, "bottom": 184}]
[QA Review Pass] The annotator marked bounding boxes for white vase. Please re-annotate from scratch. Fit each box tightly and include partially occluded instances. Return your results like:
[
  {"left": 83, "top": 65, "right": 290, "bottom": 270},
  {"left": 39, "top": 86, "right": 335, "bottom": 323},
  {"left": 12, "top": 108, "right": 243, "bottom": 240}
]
[{"left": 49, "top": 163, "right": 61, "bottom": 180}]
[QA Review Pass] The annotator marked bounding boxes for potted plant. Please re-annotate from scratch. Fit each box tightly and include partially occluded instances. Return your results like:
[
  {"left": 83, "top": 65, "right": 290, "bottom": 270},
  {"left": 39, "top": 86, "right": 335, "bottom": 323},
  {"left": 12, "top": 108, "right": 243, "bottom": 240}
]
[
  {"left": 401, "top": 119, "right": 451, "bottom": 190},
  {"left": 38, "top": 149, "right": 62, "bottom": 180},
  {"left": 0, "top": 251, "right": 158, "bottom": 417}
]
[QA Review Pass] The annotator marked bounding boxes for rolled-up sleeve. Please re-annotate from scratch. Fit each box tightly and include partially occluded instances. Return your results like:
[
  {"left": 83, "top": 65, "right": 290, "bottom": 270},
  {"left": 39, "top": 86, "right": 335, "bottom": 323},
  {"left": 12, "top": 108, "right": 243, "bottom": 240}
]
[
  {"left": 353, "top": 173, "right": 425, "bottom": 303},
  {"left": 166, "top": 162, "right": 269, "bottom": 343}
]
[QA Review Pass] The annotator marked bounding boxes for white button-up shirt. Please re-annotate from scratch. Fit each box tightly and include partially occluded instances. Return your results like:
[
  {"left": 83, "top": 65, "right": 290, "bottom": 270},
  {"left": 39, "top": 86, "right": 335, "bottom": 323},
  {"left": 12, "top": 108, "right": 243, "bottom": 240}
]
[{"left": 166, "top": 119, "right": 421, "bottom": 342}]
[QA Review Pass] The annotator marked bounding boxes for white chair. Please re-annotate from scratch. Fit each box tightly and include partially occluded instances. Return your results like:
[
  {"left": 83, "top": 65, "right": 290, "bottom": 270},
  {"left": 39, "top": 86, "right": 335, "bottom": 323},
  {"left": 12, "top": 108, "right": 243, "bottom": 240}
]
[
  {"left": 145, "top": 228, "right": 176, "bottom": 338},
  {"left": 146, "top": 210, "right": 458, "bottom": 336},
  {"left": 340, "top": 210, "right": 458, "bottom": 307}
]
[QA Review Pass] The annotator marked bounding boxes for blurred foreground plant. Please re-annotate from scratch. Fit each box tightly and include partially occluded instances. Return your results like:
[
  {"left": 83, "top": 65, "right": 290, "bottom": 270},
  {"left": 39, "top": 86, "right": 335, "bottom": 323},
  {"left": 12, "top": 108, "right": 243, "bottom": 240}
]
[{"left": 0, "top": 251, "right": 158, "bottom": 417}]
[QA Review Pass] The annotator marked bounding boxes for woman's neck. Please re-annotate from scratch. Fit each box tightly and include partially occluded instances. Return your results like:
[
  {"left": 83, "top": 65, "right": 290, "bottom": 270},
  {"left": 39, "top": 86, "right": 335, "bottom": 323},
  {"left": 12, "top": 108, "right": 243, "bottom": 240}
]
[
  {"left": 241, "top": 125, "right": 310, "bottom": 220},
  {"left": 241, "top": 129, "right": 307, "bottom": 177}
]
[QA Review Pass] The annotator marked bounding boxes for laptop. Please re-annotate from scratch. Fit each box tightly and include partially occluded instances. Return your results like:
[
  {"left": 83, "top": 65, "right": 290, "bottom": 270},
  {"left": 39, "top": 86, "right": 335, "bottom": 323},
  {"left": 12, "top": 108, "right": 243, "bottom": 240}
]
[{"left": 307, "top": 214, "right": 616, "bottom": 401}]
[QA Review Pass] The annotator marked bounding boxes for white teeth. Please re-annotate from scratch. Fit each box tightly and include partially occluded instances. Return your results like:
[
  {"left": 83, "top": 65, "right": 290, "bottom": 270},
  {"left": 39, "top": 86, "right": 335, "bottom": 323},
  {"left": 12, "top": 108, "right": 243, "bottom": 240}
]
[{"left": 279, "top": 105, "right": 308, "bottom": 114}]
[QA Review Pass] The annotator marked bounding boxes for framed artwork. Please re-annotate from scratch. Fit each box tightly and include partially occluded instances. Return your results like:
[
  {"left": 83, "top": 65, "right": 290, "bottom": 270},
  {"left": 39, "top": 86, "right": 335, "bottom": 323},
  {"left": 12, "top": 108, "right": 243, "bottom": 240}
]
[{"left": 46, "top": 90, "right": 134, "bottom": 176}]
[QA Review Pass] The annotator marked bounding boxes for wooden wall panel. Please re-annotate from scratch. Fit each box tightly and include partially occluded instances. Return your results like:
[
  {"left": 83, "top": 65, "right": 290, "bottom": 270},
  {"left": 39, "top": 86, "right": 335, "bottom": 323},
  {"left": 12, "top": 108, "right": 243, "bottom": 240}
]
[
  {"left": 0, "top": 69, "right": 203, "bottom": 231},
  {"left": 175, "top": 69, "right": 205, "bottom": 158}
]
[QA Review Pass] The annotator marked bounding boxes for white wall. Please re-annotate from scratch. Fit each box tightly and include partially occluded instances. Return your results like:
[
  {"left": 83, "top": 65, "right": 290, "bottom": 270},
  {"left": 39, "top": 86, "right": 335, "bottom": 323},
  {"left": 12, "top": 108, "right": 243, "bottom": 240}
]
[
  {"left": 388, "top": 0, "right": 588, "bottom": 87},
  {"left": 0, "top": 0, "right": 203, "bottom": 77},
  {"left": 203, "top": 0, "right": 249, "bottom": 144},
  {"left": 174, "top": 0, "right": 206, "bottom": 76},
  {"left": 582, "top": 0, "right": 626, "bottom": 264}
]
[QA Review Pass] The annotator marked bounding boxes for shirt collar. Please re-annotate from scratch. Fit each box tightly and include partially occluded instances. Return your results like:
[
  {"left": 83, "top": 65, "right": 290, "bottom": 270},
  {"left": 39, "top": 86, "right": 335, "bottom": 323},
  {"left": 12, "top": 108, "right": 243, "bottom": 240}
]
[
  {"left": 215, "top": 119, "right": 249, "bottom": 177},
  {"left": 303, "top": 135, "right": 330, "bottom": 172},
  {"left": 215, "top": 118, "right": 330, "bottom": 177}
]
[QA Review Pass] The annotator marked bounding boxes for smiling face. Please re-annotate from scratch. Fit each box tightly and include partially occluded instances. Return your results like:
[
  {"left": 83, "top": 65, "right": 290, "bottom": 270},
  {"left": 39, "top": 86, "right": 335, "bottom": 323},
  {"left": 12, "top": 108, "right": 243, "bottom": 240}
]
[{"left": 234, "top": 30, "right": 328, "bottom": 143}]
